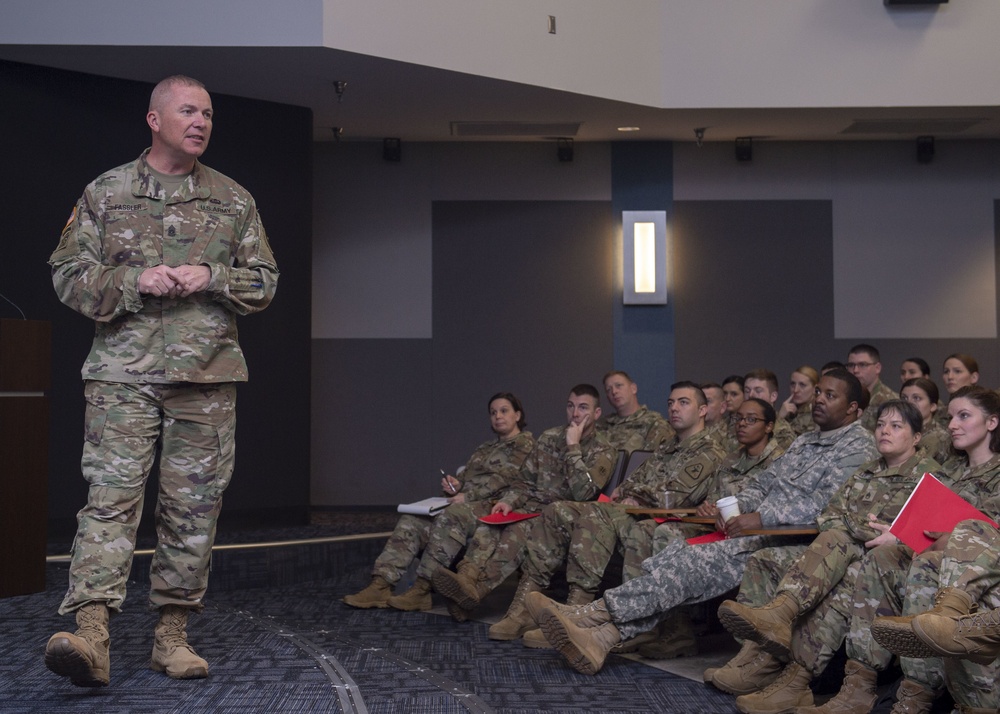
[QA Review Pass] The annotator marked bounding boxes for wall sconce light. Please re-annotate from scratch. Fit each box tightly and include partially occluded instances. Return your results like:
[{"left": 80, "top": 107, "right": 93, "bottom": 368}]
[{"left": 622, "top": 210, "right": 668, "bottom": 305}]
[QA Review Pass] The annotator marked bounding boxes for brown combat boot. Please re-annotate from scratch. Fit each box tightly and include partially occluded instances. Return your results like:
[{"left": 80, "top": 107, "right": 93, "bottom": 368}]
[
  {"left": 912, "top": 602, "right": 1000, "bottom": 665},
  {"left": 525, "top": 591, "right": 612, "bottom": 628},
  {"left": 446, "top": 601, "right": 473, "bottom": 622},
  {"left": 432, "top": 563, "right": 490, "bottom": 611},
  {"left": 888, "top": 678, "right": 939, "bottom": 714},
  {"left": 708, "top": 640, "right": 784, "bottom": 695},
  {"left": 342, "top": 575, "right": 393, "bottom": 609},
  {"left": 637, "top": 609, "right": 698, "bottom": 659},
  {"left": 794, "top": 659, "right": 877, "bottom": 714},
  {"left": 489, "top": 575, "right": 541, "bottom": 640},
  {"left": 538, "top": 603, "right": 621, "bottom": 676},
  {"left": 44, "top": 602, "right": 111, "bottom": 687},
  {"left": 522, "top": 586, "right": 594, "bottom": 649},
  {"left": 387, "top": 577, "right": 433, "bottom": 611},
  {"left": 150, "top": 605, "right": 209, "bottom": 679},
  {"left": 734, "top": 662, "right": 813, "bottom": 714},
  {"left": 719, "top": 592, "right": 800, "bottom": 660},
  {"left": 872, "top": 587, "right": 975, "bottom": 659}
]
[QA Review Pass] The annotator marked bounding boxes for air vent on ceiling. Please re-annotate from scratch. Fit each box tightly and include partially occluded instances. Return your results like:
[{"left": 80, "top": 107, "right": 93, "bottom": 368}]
[
  {"left": 450, "top": 121, "right": 581, "bottom": 137},
  {"left": 840, "top": 118, "right": 984, "bottom": 135}
]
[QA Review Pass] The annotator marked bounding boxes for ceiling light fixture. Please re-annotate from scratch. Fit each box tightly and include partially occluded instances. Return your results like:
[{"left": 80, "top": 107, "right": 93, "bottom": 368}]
[{"left": 617, "top": 127, "right": 640, "bottom": 132}]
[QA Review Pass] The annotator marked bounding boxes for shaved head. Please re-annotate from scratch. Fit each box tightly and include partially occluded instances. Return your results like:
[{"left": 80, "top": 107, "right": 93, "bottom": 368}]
[{"left": 149, "top": 75, "right": 207, "bottom": 112}]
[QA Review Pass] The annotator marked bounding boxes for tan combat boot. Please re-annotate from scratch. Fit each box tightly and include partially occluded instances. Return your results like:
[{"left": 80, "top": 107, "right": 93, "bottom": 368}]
[
  {"left": 637, "top": 609, "right": 698, "bottom": 659},
  {"left": 446, "top": 601, "right": 472, "bottom": 622},
  {"left": 889, "top": 678, "right": 939, "bottom": 714},
  {"left": 536, "top": 599, "right": 620, "bottom": 675},
  {"left": 734, "top": 661, "right": 813, "bottom": 714},
  {"left": 912, "top": 602, "right": 1000, "bottom": 665},
  {"left": 387, "top": 577, "right": 433, "bottom": 611},
  {"left": 432, "top": 562, "right": 490, "bottom": 611},
  {"left": 794, "top": 659, "right": 877, "bottom": 714},
  {"left": 522, "top": 586, "right": 594, "bottom": 649},
  {"left": 489, "top": 575, "right": 541, "bottom": 640},
  {"left": 44, "top": 602, "right": 111, "bottom": 687},
  {"left": 150, "top": 605, "right": 209, "bottom": 679},
  {"left": 719, "top": 592, "right": 800, "bottom": 659},
  {"left": 708, "top": 640, "right": 784, "bottom": 695},
  {"left": 342, "top": 575, "right": 393, "bottom": 609},
  {"left": 872, "top": 587, "right": 975, "bottom": 659}
]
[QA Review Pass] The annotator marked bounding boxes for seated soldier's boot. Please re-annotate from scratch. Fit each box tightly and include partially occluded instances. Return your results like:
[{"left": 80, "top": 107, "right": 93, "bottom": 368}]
[
  {"left": 719, "top": 592, "right": 799, "bottom": 660},
  {"left": 489, "top": 575, "right": 541, "bottom": 641},
  {"left": 637, "top": 609, "right": 698, "bottom": 659},
  {"left": 526, "top": 592, "right": 613, "bottom": 628},
  {"left": 538, "top": 605, "right": 622, "bottom": 676},
  {"left": 912, "top": 602, "right": 1000, "bottom": 665},
  {"left": 872, "top": 587, "right": 975, "bottom": 659},
  {"left": 44, "top": 602, "right": 111, "bottom": 687},
  {"left": 888, "top": 678, "right": 939, "bottom": 714},
  {"left": 387, "top": 577, "right": 433, "bottom": 611},
  {"left": 343, "top": 575, "right": 393, "bottom": 609},
  {"left": 432, "top": 563, "right": 490, "bottom": 611},
  {"left": 523, "top": 586, "right": 595, "bottom": 649},
  {"left": 150, "top": 605, "right": 209, "bottom": 679},
  {"left": 793, "top": 659, "right": 877, "bottom": 714},
  {"left": 735, "top": 662, "right": 813, "bottom": 714},
  {"left": 447, "top": 601, "right": 473, "bottom": 623},
  {"left": 708, "top": 640, "right": 783, "bottom": 695}
]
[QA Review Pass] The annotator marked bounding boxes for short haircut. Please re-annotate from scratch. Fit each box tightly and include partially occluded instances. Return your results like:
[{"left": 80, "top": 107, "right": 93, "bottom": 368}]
[
  {"left": 722, "top": 375, "right": 745, "bottom": 390},
  {"left": 149, "top": 75, "right": 207, "bottom": 111},
  {"left": 793, "top": 365, "right": 820, "bottom": 385},
  {"left": 901, "top": 377, "right": 940, "bottom": 406},
  {"left": 949, "top": 385, "right": 1000, "bottom": 453},
  {"left": 670, "top": 380, "right": 707, "bottom": 407},
  {"left": 744, "top": 369, "right": 779, "bottom": 394},
  {"left": 875, "top": 399, "right": 923, "bottom": 435},
  {"left": 849, "top": 344, "right": 881, "bottom": 363},
  {"left": 603, "top": 370, "right": 633, "bottom": 384},
  {"left": 488, "top": 391, "right": 527, "bottom": 429},
  {"left": 823, "top": 368, "right": 864, "bottom": 408},
  {"left": 742, "top": 397, "right": 777, "bottom": 428},
  {"left": 821, "top": 361, "right": 846, "bottom": 374},
  {"left": 700, "top": 381, "right": 723, "bottom": 392},
  {"left": 945, "top": 353, "right": 980, "bottom": 374},
  {"left": 902, "top": 357, "right": 931, "bottom": 378},
  {"left": 570, "top": 383, "right": 601, "bottom": 402}
]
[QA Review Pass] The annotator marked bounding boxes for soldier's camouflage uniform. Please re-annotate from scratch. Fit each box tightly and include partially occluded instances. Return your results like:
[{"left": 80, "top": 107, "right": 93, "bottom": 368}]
[
  {"left": 781, "top": 407, "right": 816, "bottom": 437},
  {"left": 919, "top": 418, "right": 953, "bottom": 466},
  {"left": 520, "top": 427, "right": 724, "bottom": 594},
  {"left": 452, "top": 425, "right": 614, "bottom": 589},
  {"left": 369, "top": 431, "right": 534, "bottom": 585},
  {"left": 735, "top": 450, "right": 940, "bottom": 675},
  {"left": 51, "top": 150, "right": 278, "bottom": 614},
  {"left": 772, "top": 417, "right": 800, "bottom": 451},
  {"left": 596, "top": 405, "right": 673, "bottom": 455},
  {"left": 622, "top": 438, "right": 785, "bottom": 580},
  {"left": 843, "top": 453, "right": 1000, "bottom": 696},
  {"left": 894, "top": 479, "right": 1000, "bottom": 709},
  {"left": 859, "top": 379, "right": 899, "bottom": 432},
  {"left": 598, "top": 422, "right": 877, "bottom": 639}
]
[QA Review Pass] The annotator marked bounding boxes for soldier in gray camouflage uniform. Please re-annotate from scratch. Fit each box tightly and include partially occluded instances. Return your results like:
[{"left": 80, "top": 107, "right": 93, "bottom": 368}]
[
  {"left": 44, "top": 76, "right": 278, "bottom": 688},
  {"left": 848, "top": 344, "right": 900, "bottom": 432},
  {"left": 527, "top": 370, "right": 877, "bottom": 676},
  {"left": 715, "top": 400, "right": 941, "bottom": 712},
  {"left": 342, "top": 393, "right": 534, "bottom": 612},
  {"left": 596, "top": 370, "right": 673, "bottom": 454},
  {"left": 432, "top": 384, "right": 614, "bottom": 638}
]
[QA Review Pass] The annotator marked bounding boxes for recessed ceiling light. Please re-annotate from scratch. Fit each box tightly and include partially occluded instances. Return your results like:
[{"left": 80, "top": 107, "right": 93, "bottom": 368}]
[{"left": 617, "top": 126, "right": 641, "bottom": 132}]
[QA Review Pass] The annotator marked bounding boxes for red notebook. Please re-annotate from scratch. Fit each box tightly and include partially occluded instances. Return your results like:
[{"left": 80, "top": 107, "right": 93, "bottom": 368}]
[
  {"left": 478, "top": 512, "right": 540, "bottom": 525},
  {"left": 889, "top": 473, "right": 998, "bottom": 553},
  {"left": 687, "top": 531, "right": 726, "bottom": 545}
]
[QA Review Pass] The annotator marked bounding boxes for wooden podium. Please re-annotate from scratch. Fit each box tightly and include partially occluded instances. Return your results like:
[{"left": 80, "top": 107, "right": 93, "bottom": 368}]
[{"left": 0, "top": 319, "right": 51, "bottom": 598}]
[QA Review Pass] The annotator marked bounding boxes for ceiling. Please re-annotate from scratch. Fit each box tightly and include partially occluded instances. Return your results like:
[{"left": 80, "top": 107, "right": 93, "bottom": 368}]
[{"left": 4, "top": 43, "right": 1000, "bottom": 145}]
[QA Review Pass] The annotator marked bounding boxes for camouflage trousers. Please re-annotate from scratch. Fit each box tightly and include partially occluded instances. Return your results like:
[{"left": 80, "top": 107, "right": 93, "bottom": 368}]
[
  {"left": 372, "top": 502, "right": 492, "bottom": 584},
  {"left": 521, "top": 501, "right": 617, "bottom": 592},
  {"left": 603, "top": 533, "right": 790, "bottom": 640},
  {"left": 902, "top": 520, "right": 1000, "bottom": 709},
  {"left": 60, "top": 380, "right": 237, "bottom": 615},
  {"left": 461, "top": 517, "right": 538, "bottom": 590},
  {"left": 620, "top": 519, "right": 707, "bottom": 581},
  {"left": 844, "top": 542, "right": 943, "bottom": 690}
]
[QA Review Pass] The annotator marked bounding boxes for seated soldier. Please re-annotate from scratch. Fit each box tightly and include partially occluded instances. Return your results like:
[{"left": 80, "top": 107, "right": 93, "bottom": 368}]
[
  {"left": 596, "top": 370, "right": 673, "bottom": 454},
  {"left": 900, "top": 356, "right": 932, "bottom": 384},
  {"left": 847, "top": 343, "right": 898, "bottom": 431},
  {"left": 901, "top": 376, "right": 952, "bottom": 464},
  {"left": 526, "top": 370, "right": 877, "bottom": 676},
  {"left": 341, "top": 393, "right": 534, "bottom": 611},
  {"left": 718, "top": 375, "right": 747, "bottom": 454},
  {"left": 777, "top": 365, "right": 819, "bottom": 436},
  {"left": 744, "top": 369, "right": 797, "bottom": 449},
  {"left": 702, "top": 382, "right": 730, "bottom": 447}
]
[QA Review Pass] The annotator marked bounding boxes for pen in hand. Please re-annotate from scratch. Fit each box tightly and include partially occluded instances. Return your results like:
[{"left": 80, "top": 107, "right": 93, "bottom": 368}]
[{"left": 441, "top": 468, "right": 458, "bottom": 494}]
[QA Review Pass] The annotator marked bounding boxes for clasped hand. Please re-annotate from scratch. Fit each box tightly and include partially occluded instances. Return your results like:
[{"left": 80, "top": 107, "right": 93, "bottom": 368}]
[{"left": 139, "top": 264, "right": 211, "bottom": 298}]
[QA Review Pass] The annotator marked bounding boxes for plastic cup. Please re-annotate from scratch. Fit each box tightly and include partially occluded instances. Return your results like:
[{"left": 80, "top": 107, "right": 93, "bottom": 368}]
[{"left": 716, "top": 495, "right": 741, "bottom": 521}]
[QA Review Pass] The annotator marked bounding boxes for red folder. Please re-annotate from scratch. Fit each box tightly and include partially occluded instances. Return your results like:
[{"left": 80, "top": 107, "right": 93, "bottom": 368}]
[
  {"left": 686, "top": 531, "right": 726, "bottom": 545},
  {"left": 889, "top": 473, "right": 998, "bottom": 553},
  {"left": 478, "top": 512, "right": 540, "bottom": 525}
]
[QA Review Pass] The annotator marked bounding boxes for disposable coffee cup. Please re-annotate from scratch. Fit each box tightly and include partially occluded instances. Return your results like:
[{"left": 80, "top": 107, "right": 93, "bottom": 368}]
[
  {"left": 663, "top": 491, "right": 679, "bottom": 509},
  {"left": 716, "top": 496, "right": 740, "bottom": 521}
]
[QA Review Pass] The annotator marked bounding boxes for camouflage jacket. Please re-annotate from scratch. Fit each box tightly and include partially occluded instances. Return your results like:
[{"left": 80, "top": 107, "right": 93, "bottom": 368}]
[
  {"left": 497, "top": 426, "right": 615, "bottom": 512},
  {"left": 619, "top": 427, "right": 726, "bottom": 508},
  {"left": 706, "top": 438, "right": 785, "bottom": 505},
  {"left": 772, "top": 418, "right": 799, "bottom": 450},
  {"left": 737, "top": 421, "right": 878, "bottom": 527},
  {"left": 597, "top": 405, "right": 674, "bottom": 455},
  {"left": 781, "top": 407, "right": 817, "bottom": 437},
  {"left": 50, "top": 150, "right": 279, "bottom": 383},
  {"left": 919, "top": 419, "right": 953, "bottom": 465},
  {"left": 457, "top": 431, "right": 536, "bottom": 503},
  {"left": 817, "top": 449, "right": 941, "bottom": 542},
  {"left": 938, "top": 453, "right": 1000, "bottom": 521},
  {"left": 859, "top": 380, "right": 899, "bottom": 431}
]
